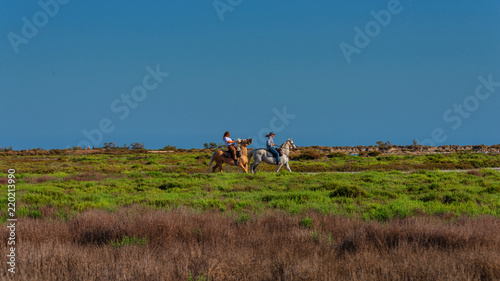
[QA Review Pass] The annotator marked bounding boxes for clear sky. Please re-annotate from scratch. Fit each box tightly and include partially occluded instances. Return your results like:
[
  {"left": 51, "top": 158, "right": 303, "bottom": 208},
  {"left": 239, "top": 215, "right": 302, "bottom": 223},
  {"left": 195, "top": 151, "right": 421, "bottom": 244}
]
[{"left": 2, "top": 0, "right": 499, "bottom": 149}]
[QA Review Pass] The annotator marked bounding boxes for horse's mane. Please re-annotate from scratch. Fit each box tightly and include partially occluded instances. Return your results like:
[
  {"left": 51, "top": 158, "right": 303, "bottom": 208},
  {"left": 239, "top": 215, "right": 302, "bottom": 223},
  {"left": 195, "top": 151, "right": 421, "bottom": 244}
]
[{"left": 279, "top": 139, "right": 291, "bottom": 149}]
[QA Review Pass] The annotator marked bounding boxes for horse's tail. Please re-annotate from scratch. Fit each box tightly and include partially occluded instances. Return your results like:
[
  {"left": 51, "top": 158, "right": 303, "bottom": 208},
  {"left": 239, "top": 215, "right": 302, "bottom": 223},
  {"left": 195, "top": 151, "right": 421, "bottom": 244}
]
[
  {"left": 247, "top": 149, "right": 254, "bottom": 163},
  {"left": 207, "top": 152, "right": 215, "bottom": 172}
]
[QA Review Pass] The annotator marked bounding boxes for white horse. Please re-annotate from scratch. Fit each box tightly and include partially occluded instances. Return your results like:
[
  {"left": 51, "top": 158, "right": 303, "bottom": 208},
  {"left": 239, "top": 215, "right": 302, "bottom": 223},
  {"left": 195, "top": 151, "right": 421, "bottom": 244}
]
[{"left": 249, "top": 139, "right": 297, "bottom": 173}]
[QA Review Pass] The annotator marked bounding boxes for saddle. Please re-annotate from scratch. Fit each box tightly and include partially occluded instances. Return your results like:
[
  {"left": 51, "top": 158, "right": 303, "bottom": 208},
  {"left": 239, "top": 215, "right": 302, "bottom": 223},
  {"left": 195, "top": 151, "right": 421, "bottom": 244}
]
[
  {"left": 266, "top": 148, "right": 283, "bottom": 157},
  {"left": 223, "top": 150, "right": 241, "bottom": 158}
]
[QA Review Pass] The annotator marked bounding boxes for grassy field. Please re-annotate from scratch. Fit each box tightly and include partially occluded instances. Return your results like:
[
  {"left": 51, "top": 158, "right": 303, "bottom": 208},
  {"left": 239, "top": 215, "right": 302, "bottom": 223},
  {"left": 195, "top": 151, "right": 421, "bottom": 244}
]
[
  {"left": 1, "top": 151, "right": 499, "bottom": 221},
  {"left": 4, "top": 148, "right": 500, "bottom": 174},
  {"left": 1, "top": 150, "right": 499, "bottom": 280}
]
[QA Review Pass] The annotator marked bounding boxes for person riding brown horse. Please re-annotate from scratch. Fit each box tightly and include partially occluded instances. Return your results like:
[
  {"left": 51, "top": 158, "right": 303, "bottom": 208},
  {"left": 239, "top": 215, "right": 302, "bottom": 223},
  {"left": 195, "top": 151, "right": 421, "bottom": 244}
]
[
  {"left": 208, "top": 138, "right": 253, "bottom": 173},
  {"left": 223, "top": 131, "right": 239, "bottom": 165}
]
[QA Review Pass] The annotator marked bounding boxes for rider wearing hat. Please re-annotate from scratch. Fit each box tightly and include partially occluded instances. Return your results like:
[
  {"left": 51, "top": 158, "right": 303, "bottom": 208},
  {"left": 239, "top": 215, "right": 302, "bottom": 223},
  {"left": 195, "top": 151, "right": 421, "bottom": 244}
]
[{"left": 266, "top": 132, "right": 280, "bottom": 164}]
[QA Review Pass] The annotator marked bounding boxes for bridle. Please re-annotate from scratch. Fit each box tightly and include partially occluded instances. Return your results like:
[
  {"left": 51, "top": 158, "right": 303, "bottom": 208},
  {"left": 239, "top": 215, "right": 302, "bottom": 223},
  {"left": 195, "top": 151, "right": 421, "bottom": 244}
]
[
  {"left": 280, "top": 139, "right": 296, "bottom": 151},
  {"left": 279, "top": 139, "right": 296, "bottom": 153}
]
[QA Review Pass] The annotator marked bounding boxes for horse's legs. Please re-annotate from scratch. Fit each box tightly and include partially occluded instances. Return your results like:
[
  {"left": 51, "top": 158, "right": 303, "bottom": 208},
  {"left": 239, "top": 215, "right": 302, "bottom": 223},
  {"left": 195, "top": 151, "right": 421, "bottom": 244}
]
[
  {"left": 251, "top": 161, "right": 260, "bottom": 174},
  {"left": 285, "top": 162, "right": 292, "bottom": 172},
  {"left": 213, "top": 161, "right": 223, "bottom": 172},
  {"left": 276, "top": 163, "right": 283, "bottom": 173},
  {"left": 238, "top": 163, "right": 247, "bottom": 173}
]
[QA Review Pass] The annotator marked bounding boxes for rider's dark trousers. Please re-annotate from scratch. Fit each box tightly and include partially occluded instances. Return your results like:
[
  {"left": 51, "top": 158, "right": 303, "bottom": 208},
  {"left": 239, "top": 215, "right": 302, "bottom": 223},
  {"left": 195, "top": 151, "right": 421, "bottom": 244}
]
[
  {"left": 267, "top": 146, "right": 280, "bottom": 163},
  {"left": 228, "top": 145, "right": 238, "bottom": 161}
]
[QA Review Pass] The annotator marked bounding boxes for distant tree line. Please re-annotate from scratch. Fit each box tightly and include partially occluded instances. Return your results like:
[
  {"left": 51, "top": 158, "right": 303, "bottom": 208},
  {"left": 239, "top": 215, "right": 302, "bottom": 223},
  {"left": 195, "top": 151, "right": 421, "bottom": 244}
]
[{"left": 203, "top": 143, "right": 226, "bottom": 149}]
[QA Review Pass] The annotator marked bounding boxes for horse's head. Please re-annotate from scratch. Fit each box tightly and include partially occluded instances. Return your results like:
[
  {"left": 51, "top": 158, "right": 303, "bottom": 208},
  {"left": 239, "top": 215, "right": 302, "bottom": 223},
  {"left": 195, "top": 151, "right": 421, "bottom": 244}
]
[
  {"left": 236, "top": 138, "right": 253, "bottom": 147},
  {"left": 289, "top": 138, "right": 297, "bottom": 151},
  {"left": 282, "top": 138, "right": 297, "bottom": 151}
]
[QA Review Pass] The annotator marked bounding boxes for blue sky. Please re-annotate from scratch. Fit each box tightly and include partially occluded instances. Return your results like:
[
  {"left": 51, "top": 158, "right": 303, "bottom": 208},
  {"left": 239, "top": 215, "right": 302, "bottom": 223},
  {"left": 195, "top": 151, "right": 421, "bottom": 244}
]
[{"left": 2, "top": 0, "right": 499, "bottom": 149}]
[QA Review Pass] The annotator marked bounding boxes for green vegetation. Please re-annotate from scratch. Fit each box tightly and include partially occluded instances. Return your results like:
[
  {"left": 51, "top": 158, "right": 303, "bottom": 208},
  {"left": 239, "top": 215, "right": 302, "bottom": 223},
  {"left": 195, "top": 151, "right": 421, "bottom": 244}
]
[
  {"left": 3, "top": 150, "right": 500, "bottom": 174},
  {"left": 109, "top": 235, "right": 149, "bottom": 248},
  {"left": 300, "top": 216, "right": 313, "bottom": 228},
  {"left": 1, "top": 150, "right": 499, "bottom": 280},
  {"left": 1, "top": 151, "right": 499, "bottom": 222}
]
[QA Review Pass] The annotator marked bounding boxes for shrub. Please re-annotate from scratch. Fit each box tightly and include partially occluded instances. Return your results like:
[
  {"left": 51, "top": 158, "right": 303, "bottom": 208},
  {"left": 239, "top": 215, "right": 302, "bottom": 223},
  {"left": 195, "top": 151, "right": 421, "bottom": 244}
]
[
  {"left": 162, "top": 145, "right": 177, "bottom": 151},
  {"left": 109, "top": 235, "right": 149, "bottom": 248},
  {"left": 419, "top": 193, "right": 438, "bottom": 202},
  {"left": 441, "top": 192, "right": 471, "bottom": 204},
  {"left": 329, "top": 184, "right": 366, "bottom": 198},
  {"left": 103, "top": 142, "right": 117, "bottom": 149},
  {"left": 294, "top": 149, "right": 324, "bottom": 160},
  {"left": 466, "top": 170, "right": 484, "bottom": 177},
  {"left": 483, "top": 186, "right": 499, "bottom": 194},
  {"left": 472, "top": 145, "right": 486, "bottom": 150},
  {"left": 130, "top": 143, "right": 145, "bottom": 150},
  {"left": 28, "top": 210, "right": 42, "bottom": 219},
  {"left": 368, "top": 151, "right": 383, "bottom": 157},
  {"left": 235, "top": 213, "right": 251, "bottom": 225},
  {"left": 203, "top": 143, "right": 218, "bottom": 149},
  {"left": 196, "top": 154, "right": 210, "bottom": 160},
  {"left": 300, "top": 216, "right": 313, "bottom": 229},
  {"left": 49, "top": 149, "right": 64, "bottom": 155},
  {"left": 0, "top": 146, "right": 13, "bottom": 152},
  {"left": 158, "top": 182, "right": 180, "bottom": 190},
  {"left": 327, "top": 152, "right": 346, "bottom": 158}
]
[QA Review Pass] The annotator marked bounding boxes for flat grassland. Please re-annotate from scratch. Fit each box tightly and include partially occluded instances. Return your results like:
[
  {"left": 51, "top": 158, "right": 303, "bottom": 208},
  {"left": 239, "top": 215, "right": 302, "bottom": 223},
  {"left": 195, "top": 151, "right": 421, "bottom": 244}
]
[{"left": 1, "top": 150, "right": 499, "bottom": 280}]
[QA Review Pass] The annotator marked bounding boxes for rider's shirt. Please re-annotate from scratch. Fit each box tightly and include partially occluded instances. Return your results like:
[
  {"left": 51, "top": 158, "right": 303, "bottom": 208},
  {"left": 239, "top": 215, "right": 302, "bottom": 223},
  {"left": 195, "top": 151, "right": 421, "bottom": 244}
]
[
  {"left": 224, "top": 137, "right": 234, "bottom": 146},
  {"left": 266, "top": 137, "right": 274, "bottom": 148}
]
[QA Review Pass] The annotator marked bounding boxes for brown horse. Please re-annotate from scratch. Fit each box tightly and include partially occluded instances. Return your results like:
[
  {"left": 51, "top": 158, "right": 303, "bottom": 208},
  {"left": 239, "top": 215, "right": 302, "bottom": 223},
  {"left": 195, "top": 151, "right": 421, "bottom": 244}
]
[{"left": 208, "top": 138, "right": 253, "bottom": 173}]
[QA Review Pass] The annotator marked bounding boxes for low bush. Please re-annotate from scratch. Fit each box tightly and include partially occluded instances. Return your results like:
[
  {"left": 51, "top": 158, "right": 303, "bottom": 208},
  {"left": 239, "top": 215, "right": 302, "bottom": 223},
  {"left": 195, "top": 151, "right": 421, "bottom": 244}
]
[
  {"left": 300, "top": 216, "right": 313, "bottom": 228},
  {"left": 293, "top": 149, "right": 325, "bottom": 160},
  {"left": 109, "top": 235, "right": 149, "bottom": 248},
  {"left": 368, "top": 151, "right": 382, "bottom": 157},
  {"left": 329, "top": 184, "right": 367, "bottom": 198},
  {"left": 327, "top": 152, "right": 346, "bottom": 158}
]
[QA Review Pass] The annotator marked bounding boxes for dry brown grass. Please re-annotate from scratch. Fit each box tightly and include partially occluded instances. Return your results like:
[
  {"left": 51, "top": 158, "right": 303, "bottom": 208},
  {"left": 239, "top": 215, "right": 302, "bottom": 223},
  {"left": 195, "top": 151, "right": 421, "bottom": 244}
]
[
  {"left": 467, "top": 170, "right": 485, "bottom": 177},
  {"left": 1, "top": 208, "right": 499, "bottom": 280}
]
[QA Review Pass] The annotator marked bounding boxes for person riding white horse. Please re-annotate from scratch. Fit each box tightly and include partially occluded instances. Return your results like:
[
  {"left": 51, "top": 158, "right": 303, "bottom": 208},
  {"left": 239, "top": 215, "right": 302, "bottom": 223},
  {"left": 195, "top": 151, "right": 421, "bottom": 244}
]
[
  {"left": 249, "top": 138, "right": 297, "bottom": 173},
  {"left": 266, "top": 132, "right": 280, "bottom": 165}
]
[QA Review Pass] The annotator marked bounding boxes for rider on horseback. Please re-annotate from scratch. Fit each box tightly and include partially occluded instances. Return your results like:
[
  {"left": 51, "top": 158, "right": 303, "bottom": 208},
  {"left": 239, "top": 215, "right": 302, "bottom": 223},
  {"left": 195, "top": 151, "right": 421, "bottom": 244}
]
[
  {"left": 223, "top": 131, "right": 239, "bottom": 165},
  {"left": 266, "top": 132, "right": 280, "bottom": 165}
]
